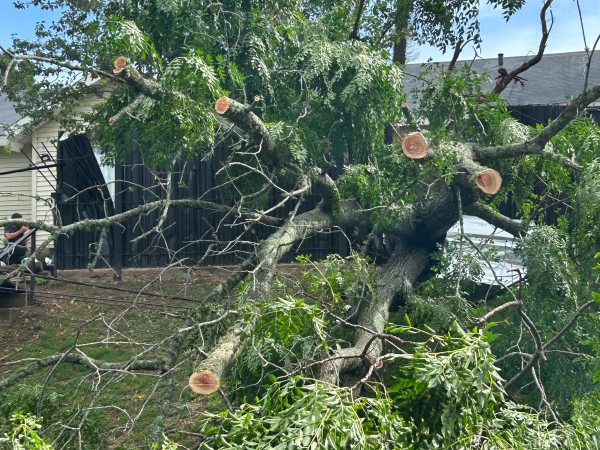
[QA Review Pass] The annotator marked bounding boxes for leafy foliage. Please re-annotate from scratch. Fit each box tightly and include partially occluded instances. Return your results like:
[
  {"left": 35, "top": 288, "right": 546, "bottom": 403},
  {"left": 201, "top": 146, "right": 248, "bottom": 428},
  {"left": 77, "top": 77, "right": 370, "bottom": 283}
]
[
  {"left": 200, "top": 376, "right": 408, "bottom": 449},
  {"left": 0, "top": 413, "right": 53, "bottom": 450},
  {"left": 202, "top": 323, "right": 599, "bottom": 449}
]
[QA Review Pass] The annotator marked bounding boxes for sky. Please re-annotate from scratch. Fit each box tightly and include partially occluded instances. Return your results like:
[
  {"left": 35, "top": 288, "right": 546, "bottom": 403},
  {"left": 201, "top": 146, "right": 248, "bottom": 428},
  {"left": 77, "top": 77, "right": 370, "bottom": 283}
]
[
  {"left": 0, "top": 0, "right": 598, "bottom": 63},
  {"left": 415, "top": 0, "right": 600, "bottom": 62},
  {"left": 0, "top": 1, "right": 56, "bottom": 43}
]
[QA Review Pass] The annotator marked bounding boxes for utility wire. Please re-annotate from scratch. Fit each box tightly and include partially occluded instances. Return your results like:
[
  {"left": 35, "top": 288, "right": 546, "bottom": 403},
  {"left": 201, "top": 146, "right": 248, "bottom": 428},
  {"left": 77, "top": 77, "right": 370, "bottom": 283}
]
[
  {"left": 32, "top": 273, "right": 206, "bottom": 304},
  {"left": 0, "top": 286, "right": 192, "bottom": 311},
  {"left": 34, "top": 290, "right": 192, "bottom": 310}
]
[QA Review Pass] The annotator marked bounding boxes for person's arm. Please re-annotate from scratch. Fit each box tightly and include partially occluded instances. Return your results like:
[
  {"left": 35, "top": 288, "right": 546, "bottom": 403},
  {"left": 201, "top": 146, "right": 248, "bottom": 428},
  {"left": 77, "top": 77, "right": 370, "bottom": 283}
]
[{"left": 4, "top": 226, "right": 28, "bottom": 241}]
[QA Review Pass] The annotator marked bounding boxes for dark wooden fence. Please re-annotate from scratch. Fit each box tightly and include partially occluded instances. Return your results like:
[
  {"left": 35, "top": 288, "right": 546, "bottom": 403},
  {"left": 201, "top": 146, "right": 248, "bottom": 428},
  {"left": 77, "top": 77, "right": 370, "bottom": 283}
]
[
  {"left": 509, "top": 104, "right": 600, "bottom": 126},
  {"left": 55, "top": 137, "right": 350, "bottom": 270},
  {"left": 54, "top": 104, "right": 600, "bottom": 270}
]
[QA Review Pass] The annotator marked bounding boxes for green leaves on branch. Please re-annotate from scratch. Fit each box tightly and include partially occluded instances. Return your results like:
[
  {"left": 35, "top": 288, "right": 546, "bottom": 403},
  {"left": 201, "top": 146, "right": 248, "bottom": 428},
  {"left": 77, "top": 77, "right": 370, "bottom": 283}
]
[
  {"left": 0, "top": 413, "right": 53, "bottom": 450},
  {"left": 201, "top": 322, "right": 598, "bottom": 449},
  {"left": 389, "top": 322, "right": 505, "bottom": 447},
  {"left": 199, "top": 377, "right": 408, "bottom": 450}
]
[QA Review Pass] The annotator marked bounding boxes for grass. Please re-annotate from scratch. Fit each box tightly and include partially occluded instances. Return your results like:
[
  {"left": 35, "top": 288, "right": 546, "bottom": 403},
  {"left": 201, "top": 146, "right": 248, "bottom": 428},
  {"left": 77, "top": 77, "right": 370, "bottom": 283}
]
[{"left": 0, "top": 266, "right": 235, "bottom": 449}]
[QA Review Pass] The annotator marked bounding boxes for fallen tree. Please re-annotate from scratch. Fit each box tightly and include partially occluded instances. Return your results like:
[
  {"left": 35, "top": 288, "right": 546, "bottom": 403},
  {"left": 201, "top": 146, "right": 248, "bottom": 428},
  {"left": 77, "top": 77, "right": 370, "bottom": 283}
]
[{"left": 2, "top": 0, "right": 600, "bottom": 448}]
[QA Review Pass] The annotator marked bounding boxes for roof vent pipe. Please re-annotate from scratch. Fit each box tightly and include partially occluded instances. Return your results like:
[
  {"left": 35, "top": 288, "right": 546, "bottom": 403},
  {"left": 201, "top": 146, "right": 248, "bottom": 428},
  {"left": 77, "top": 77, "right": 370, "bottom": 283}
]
[{"left": 498, "top": 53, "right": 504, "bottom": 66}]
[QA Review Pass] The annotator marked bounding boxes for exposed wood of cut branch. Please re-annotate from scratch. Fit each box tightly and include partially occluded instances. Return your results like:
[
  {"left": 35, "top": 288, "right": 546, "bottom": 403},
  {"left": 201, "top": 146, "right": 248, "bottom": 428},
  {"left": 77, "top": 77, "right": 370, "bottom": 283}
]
[
  {"left": 475, "top": 168, "right": 502, "bottom": 195},
  {"left": 402, "top": 131, "right": 430, "bottom": 159},
  {"left": 189, "top": 207, "right": 334, "bottom": 395},
  {"left": 404, "top": 140, "right": 503, "bottom": 195},
  {"left": 111, "top": 55, "right": 165, "bottom": 101},
  {"left": 445, "top": 142, "right": 503, "bottom": 194},
  {"left": 113, "top": 56, "right": 129, "bottom": 74},
  {"left": 189, "top": 370, "right": 221, "bottom": 394},
  {"left": 215, "top": 96, "right": 275, "bottom": 155}
]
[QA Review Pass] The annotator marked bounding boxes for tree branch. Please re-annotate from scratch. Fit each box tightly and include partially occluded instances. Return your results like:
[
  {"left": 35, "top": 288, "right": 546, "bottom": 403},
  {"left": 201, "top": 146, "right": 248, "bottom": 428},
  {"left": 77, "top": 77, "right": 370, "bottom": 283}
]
[
  {"left": 474, "top": 83, "right": 600, "bottom": 169},
  {"left": 401, "top": 134, "right": 502, "bottom": 194},
  {"left": 505, "top": 299, "right": 598, "bottom": 389},
  {"left": 189, "top": 206, "right": 335, "bottom": 394},
  {"left": 350, "top": 0, "right": 366, "bottom": 41},
  {"left": 0, "top": 353, "right": 166, "bottom": 391},
  {"left": 476, "top": 300, "right": 521, "bottom": 326},
  {"left": 108, "top": 94, "right": 146, "bottom": 125},
  {"left": 215, "top": 96, "right": 275, "bottom": 157},
  {"left": 493, "top": 0, "right": 554, "bottom": 94},
  {"left": 463, "top": 202, "right": 527, "bottom": 237},
  {"left": 447, "top": 38, "right": 471, "bottom": 72},
  {"left": 0, "top": 45, "right": 117, "bottom": 83},
  {"left": 320, "top": 238, "right": 432, "bottom": 385}
]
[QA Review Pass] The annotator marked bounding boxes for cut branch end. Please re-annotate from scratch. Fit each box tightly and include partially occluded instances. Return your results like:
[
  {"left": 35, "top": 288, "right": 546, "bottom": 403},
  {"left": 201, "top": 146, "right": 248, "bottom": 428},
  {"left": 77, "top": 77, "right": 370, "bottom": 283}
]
[
  {"left": 113, "top": 56, "right": 128, "bottom": 75},
  {"left": 402, "top": 132, "right": 429, "bottom": 159},
  {"left": 476, "top": 168, "right": 502, "bottom": 195},
  {"left": 189, "top": 370, "right": 220, "bottom": 395},
  {"left": 215, "top": 97, "right": 231, "bottom": 115}
]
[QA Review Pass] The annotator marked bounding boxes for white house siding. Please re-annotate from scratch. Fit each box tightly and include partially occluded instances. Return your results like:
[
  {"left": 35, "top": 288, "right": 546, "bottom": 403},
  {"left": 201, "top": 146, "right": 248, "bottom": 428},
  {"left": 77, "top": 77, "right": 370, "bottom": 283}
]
[
  {"left": 445, "top": 215, "right": 524, "bottom": 286},
  {"left": 30, "top": 122, "right": 61, "bottom": 243},
  {"left": 0, "top": 144, "right": 34, "bottom": 221}
]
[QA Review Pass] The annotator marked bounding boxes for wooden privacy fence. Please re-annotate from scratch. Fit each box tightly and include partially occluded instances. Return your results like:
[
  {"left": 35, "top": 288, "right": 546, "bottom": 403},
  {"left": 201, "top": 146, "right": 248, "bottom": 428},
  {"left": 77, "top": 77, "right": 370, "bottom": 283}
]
[
  {"left": 55, "top": 137, "right": 350, "bottom": 270},
  {"left": 54, "top": 104, "right": 600, "bottom": 270}
]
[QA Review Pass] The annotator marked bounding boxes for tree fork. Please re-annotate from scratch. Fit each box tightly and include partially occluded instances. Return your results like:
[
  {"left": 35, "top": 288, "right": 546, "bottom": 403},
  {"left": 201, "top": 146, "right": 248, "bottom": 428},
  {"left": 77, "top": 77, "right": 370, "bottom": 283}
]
[{"left": 401, "top": 133, "right": 502, "bottom": 195}]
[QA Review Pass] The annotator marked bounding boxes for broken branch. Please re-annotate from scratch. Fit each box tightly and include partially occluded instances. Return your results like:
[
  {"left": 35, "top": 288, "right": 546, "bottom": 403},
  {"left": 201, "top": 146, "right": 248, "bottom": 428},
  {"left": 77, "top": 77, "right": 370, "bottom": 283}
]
[
  {"left": 189, "top": 206, "right": 335, "bottom": 394},
  {"left": 215, "top": 96, "right": 275, "bottom": 156}
]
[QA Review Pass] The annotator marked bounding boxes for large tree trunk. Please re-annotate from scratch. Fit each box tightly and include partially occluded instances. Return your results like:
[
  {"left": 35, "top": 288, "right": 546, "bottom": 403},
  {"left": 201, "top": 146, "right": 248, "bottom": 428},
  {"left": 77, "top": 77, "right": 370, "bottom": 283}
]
[{"left": 321, "top": 187, "right": 464, "bottom": 384}]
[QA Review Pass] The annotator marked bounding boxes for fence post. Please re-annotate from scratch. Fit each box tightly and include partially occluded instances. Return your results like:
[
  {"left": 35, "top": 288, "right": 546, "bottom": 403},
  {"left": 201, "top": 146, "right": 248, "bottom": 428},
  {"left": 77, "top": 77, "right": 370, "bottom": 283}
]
[{"left": 113, "top": 162, "right": 124, "bottom": 281}]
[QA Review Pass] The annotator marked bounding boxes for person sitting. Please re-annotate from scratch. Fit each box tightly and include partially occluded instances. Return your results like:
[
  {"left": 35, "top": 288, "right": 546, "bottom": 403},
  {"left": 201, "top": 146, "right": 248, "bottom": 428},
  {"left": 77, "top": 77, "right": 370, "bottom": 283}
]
[{"left": 3, "top": 213, "right": 29, "bottom": 265}]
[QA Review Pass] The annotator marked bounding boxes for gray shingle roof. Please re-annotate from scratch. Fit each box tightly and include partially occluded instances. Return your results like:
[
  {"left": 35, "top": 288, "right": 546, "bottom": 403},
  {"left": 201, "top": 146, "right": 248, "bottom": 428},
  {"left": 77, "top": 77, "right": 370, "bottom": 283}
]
[
  {"left": 405, "top": 51, "right": 600, "bottom": 106},
  {"left": 0, "top": 94, "right": 22, "bottom": 138}
]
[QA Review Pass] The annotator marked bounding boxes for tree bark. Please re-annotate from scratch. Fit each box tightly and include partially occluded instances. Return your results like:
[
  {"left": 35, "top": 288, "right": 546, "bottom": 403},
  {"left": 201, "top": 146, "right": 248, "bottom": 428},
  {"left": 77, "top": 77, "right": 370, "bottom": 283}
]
[
  {"left": 215, "top": 96, "right": 275, "bottom": 157},
  {"left": 189, "top": 206, "right": 334, "bottom": 394},
  {"left": 320, "top": 238, "right": 432, "bottom": 384},
  {"left": 321, "top": 183, "right": 465, "bottom": 384}
]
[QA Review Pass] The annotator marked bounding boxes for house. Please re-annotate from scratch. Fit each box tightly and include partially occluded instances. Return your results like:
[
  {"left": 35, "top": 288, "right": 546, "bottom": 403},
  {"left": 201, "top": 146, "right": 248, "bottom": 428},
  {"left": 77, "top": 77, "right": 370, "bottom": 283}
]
[
  {"left": 0, "top": 92, "right": 111, "bottom": 247},
  {"left": 0, "top": 94, "right": 35, "bottom": 223},
  {"left": 404, "top": 51, "right": 600, "bottom": 123}
]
